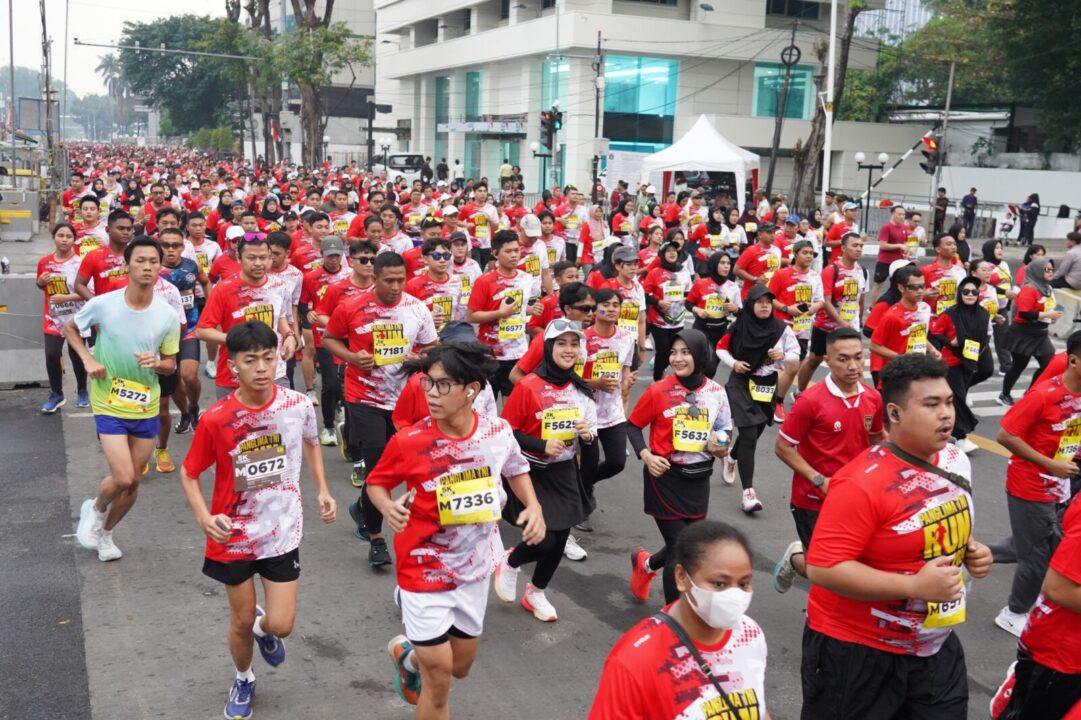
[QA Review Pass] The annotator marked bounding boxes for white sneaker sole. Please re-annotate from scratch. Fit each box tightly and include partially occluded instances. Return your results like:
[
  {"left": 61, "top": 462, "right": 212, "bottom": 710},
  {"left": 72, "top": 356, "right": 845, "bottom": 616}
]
[
  {"left": 493, "top": 559, "right": 517, "bottom": 603},
  {"left": 994, "top": 614, "right": 1024, "bottom": 638},
  {"left": 76, "top": 499, "right": 101, "bottom": 550},
  {"left": 97, "top": 546, "right": 123, "bottom": 562}
]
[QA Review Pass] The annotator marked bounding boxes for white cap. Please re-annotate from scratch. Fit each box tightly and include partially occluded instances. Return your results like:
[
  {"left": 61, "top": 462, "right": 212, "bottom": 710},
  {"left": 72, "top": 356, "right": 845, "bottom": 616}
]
[
  {"left": 225, "top": 226, "right": 246, "bottom": 241},
  {"left": 441, "top": 205, "right": 459, "bottom": 216},
  {"left": 543, "top": 318, "right": 586, "bottom": 342},
  {"left": 190, "top": 182, "right": 200, "bottom": 190},
  {"left": 645, "top": 185, "right": 657, "bottom": 194},
  {"left": 520, "top": 213, "right": 542, "bottom": 237},
  {"left": 888, "top": 258, "right": 915, "bottom": 279}
]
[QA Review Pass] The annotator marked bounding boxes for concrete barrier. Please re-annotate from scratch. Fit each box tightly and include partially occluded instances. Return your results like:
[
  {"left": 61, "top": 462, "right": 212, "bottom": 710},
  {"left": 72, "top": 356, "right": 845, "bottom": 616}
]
[
  {"left": 0, "top": 274, "right": 48, "bottom": 387},
  {"left": 1051, "top": 288, "right": 1081, "bottom": 340}
]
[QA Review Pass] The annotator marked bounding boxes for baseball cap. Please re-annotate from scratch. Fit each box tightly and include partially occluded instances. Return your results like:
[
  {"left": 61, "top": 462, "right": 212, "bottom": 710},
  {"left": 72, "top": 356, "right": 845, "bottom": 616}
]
[
  {"left": 439, "top": 321, "right": 476, "bottom": 343},
  {"left": 520, "top": 214, "right": 542, "bottom": 238},
  {"left": 321, "top": 236, "right": 345, "bottom": 256},
  {"left": 612, "top": 246, "right": 639, "bottom": 264},
  {"left": 441, "top": 205, "right": 459, "bottom": 216},
  {"left": 784, "top": 214, "right": 800, "bottom": 225},
  {"left": 645, "top": 185, "right": 657, "bottom": 194},
  {"left": 421, "top": 216, "right": 443, "bottom": 230},
  {"left": 543, "top": 318, "right": 586, "bottom": 342},
  {"left": 889, "top": 258, "right": 915, "bottom": 278},
  {"left": 225, "top": 226, "right": 245, "bottom": 241},
  {"left": 757, "top": 222, "right": 776, "bottom": 234},
  {"left": 448, "top": 231, "right": 469, "bottom": 244},
  {"left": 232, "top": 199, "right": 247, "bottom": 208},
  {"left": 843, "top": 201, "right": 860, "bottom": 211}
]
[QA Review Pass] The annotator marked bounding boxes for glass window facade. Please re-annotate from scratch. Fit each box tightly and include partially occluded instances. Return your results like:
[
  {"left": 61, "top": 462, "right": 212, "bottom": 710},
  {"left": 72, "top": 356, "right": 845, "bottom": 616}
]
[
  {"left": 752, "top": 62, "right": 815, "bottom": 120},
  {"left": 434, "top": 76, "right": 450, "bottom": 170},
  {"left": 603, "top": 55, "right": 679, "bottom": 153},
  {"left": 464, "top": 71, "right": 483, "bottom": 180}
]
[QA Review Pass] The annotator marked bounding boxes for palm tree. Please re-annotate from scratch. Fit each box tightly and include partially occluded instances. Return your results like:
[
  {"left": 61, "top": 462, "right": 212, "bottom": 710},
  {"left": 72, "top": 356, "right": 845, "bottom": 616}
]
[{"left": 95, "top": 54, "right": 129, "bottom": 136}]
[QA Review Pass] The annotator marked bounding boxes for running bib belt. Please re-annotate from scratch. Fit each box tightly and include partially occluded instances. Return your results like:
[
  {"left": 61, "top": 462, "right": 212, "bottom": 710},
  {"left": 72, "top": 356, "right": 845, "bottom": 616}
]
[
  {"left": 373, "top": 322, "right": 409, "bottom": 366},
  {"left": 107, "top": 377, "right": 152, "bottom": 413},
  {"left": 242, "top": 303, "right": 274, "bottom": 328},
  {"left": 962, "top": 339, "right": 980, "bottom": 362},
  {"left": 1054, "top": 417, "right": 1081, "bottom": 461},
  {"left": 672, "top": 414, "right": 709, "bottom": 453},
  {"left": 233, "top": 436, "right": 287, "bottom": 492},
  {"left": 749, "top": 379, "right": 775, "bottom": 403},
  {"left": 907, "top": 323, "right": 928, "bottom": 354},
  {"left": 541, "top": 407, "right": 580, "bottom": 441},
  {"left": 436, "top": 466, "right": 500, "bottom": 526}
]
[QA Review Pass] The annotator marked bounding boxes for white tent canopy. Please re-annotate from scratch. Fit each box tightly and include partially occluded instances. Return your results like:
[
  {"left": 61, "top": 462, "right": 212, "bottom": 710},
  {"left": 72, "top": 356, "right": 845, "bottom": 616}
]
[{"left": 639, "top": 115, "right": 760, "bottom": 211}]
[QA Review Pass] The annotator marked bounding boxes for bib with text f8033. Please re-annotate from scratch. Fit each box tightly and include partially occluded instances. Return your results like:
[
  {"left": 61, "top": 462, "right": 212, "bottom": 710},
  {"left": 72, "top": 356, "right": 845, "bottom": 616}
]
[
  {"left": 749, "top": 378, "right": 775, "bottom": 403},
  {"left": 541, "top": 407, "right": 581, "bottom": 441},
  {"left": 372, "top": 322, "right": 409, "bottom": 366},
  {"left": 436, "top": 466, "right": 501, "bottom": 526},
  {"left": 233, "top": 436, "right": 288, "bottom": 492},
  {"left": 107, "top": 377, "right": 152, "bottom": 413},
  {"left": 672, "top": 411, "right": 709, "bottom": 453}
]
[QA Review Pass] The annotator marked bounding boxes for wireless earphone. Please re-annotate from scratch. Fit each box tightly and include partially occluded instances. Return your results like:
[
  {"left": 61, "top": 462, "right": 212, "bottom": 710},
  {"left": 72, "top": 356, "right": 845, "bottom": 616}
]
[
  {"left": 467, "top": 390, "right": 474, "bottom": 397},
  {"left": 890, "top": 410, "right": 901, "bottom": 422}
]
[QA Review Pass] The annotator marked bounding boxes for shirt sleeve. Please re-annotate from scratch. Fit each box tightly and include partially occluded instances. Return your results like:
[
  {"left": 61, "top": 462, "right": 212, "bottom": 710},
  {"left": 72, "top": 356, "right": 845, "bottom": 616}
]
[
  {"left": 779, "top": 391, "right": 814, "bottom": 445},
  {"left": 415, "top": 304, "right": 438, "bottom": 345},
  {"left": 467, "top": 274, "right": 490, "bottom": 312},
  {"left": 197, "top": 285, "right": 226, "bottom": 330},
  {"left": 870, "top": 311, "right": 896, "bottom": 347},
  {"left": 500, "top": 381, "right": 532, "bottom": 432},
  {"left": 626, "top": 385, "right": 656, "bottom": 429},
  {"left": 324, "top": 303, "right": 351, "bottom": 340},
  {"left": 1050, "top": 501, "right": 1081, "bottom": 585},
  {"left": 158, "top": 313, "right": 181, "bottom": 357},
  {"left": 587, "top": 655, "right": 647, "bottom": 720},
  {"left": 806, "top": 470, "right": 883, "bottom": 568},
  {"left": 182, "top": 415, "right": 218, "bottom": 478},
  {"left": 300, "top": 397, "right": 319, "bottom": 445},
  {"left": 73, "top": 295, "right": 100, "bottom": 334},
  {"left": 1000, "top": 386, "right": 1046, "bottom": 437}
]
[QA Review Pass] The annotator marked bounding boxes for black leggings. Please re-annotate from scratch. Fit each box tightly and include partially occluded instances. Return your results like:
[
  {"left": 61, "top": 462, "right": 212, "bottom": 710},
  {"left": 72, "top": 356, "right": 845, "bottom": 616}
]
[
  {"left": 1002, "top": 351, "right": 1053, "bottom": 397},
  {"left": 648, "top": 325, "right": 682, "bottom": 381},
  {"left": 731, "top": 423, "right": 767, "bottom": 490},
  {"left": 347, "top": 403, "right": 395, "bottom": 537},
  {"left": 315, "top": 347, "right": 341, "bottom": 429},
  {"left": 43, "top": 334, "right": 87, "bottom": 395},
  {"left": 507, "top": 528, "right": 571, "bottom": 590},
  {"left": 647, "top": 517, "right": 697, "bottom": 603},
  {"left": 579, "top": 422, "right": 627, "bottom": 504}
]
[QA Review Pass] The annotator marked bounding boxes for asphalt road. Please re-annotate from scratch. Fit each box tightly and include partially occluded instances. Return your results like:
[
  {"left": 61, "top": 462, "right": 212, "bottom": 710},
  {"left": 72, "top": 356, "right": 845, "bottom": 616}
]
[{"left": 0, "top": 336, "right": 1047, "bottom": 720}]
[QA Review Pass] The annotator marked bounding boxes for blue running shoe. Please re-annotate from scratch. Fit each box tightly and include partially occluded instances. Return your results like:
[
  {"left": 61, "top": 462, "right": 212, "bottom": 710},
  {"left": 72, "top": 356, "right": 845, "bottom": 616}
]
[
  {"left": 387, "top": 635, "right": 421, "bottom": 705},
  {"left": 224, "top": 677, "right": 255, "bottom": 719},
  {"left": 41, "top": 392, "right": 65, "bottom": 414},
  {"left": 254, "top": 606, "right": 285, "bottom": 666},
  {"left": 75, "top": 389, "right": 90, "bottom": 408},
  {"left": 348, "top": 498, "right": 369, "bottom": 540}
]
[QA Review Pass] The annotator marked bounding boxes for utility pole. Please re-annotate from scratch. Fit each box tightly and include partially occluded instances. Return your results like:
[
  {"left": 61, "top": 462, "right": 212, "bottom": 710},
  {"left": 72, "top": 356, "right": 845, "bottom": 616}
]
[
  {"left": 933, "top": 60, "right": 955, "bottom": 188},
  {"left": 820, "top": 0, "right": 837, "bottom": 210},
  {"left": 591, "top": 31, "right": 604, "bottom": 192},
  {"left": 40, "top": 0, "right": 61, "bottom": 225},
  {"left": 765, "top": 22, "right": 799, "bottom": 198},
  {"left": 8, "top": 0, "right": 16, "bottom": 167}
]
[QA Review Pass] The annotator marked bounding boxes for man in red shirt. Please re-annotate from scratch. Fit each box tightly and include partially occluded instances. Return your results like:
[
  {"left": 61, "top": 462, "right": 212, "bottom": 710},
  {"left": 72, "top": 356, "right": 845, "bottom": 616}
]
[
  {"left": 870, "top": 265, "right": 940, "bottom": 386},
  {"left": 921, "top": 234, "right": 967, "bottom": 316},
  {"left": 871, "top": 204, "right": 910, "bottom": 301},
  {"left": 62, "top": 171, "right": 92, "bottom": 223},
  {"left": 994, "top": 331, "right": 1081, "bottom": 637},
  {"left": 804, "top": 353, "right": 993, "bottom": 718},
  {"left": 734, "top": 223, "right": 784, "bottom": 301},
  {"left": 824, "top": 201, "right": 859, "bottom": 264},
  {"left": 773, "top": 327, "right": 883, "bottom": 592},
  {"left": 74, "top": 210, "right": 135, "bottom": 299},
  {"left": 74, "top": 196, "right": 109, "bottom": 257},
  {"left": 504, "top": 190, "right": 528, "bottom": 228}
]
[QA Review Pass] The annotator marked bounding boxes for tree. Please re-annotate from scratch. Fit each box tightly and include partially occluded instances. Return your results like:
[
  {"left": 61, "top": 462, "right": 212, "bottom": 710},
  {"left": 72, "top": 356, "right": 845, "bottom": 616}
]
[
  {"left": 70, "top": 94, "right": 115, "bottom": 141},
  {"left": 282, "top": 0, "right": 371, "bottom": 166}
]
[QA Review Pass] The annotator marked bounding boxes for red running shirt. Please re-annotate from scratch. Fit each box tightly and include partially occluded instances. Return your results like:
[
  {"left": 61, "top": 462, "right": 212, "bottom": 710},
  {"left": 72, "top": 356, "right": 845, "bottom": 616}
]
[
  {"left": 77, "top": 246, "right": 128, "bottom": 296},
  {"left": 1000, "top": 374, "right": 1081, "bottom": 503},
  {"left": 1020, "top": 499, "right": 1081, "bottom": 674},
  {"left": 869, "top": 301, "right": 933, "bottom": 373}
]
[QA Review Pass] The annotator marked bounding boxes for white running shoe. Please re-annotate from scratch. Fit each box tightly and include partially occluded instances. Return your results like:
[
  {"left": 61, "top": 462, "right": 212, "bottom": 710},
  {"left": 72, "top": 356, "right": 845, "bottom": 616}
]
[
  {"left": 994, "top": 606, "right": 1028, "bottom": 638},
  {"left": 97, "top": 532, "right": 122, "bottom": 562},
  {"left": 741, "top": 488, "right": 763, "bottom": 514},
  {"left": 493, "top": 549, "right": 519, "bottom": 603},
  {"left": 956, "top": 437, "right": 979, "bottom": 454},
  {"left": 563, "top": 535, "right": 587, "bottom": 562},
  {"left": 76, "top": 499, "right": 106, "bottom": 550},
  {"left": 319, "top": 428, "right": 338, "bottom": 446},
  {"left": 722, "top": 457, "right": 737, "bottom": 486},
  {"left": 204, "top": 360, "right": 216, "bottom": 379},
  {"left": 522, "top": 583, "right": 558, "bottom": 622}
]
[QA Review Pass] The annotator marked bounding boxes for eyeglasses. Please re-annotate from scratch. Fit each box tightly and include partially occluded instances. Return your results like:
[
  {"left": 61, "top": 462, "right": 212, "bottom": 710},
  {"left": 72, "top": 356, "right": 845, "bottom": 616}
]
[
  {"left": 571, "top": 304, "right": 597, "bottom": 313},
  {"left": 350, "top": 255, "right": 374, "bottom": 265},
  {"left": 428, "top": 251, "right": 452, "bottom": 261},
  {"left": 160, "top": 242, "right": 184, "bottom": 250},
  {"left": 419, "top": 375, "right": 462, "bottom": 396},
  {"left": 960, "top": 288, "right": 979, "bottom": 297},
  {"left": 684, "top": 392, "right": 701, "bottom": 419},
  {"left": 904, "top": 283, "right": 925, "bottom": 291}
]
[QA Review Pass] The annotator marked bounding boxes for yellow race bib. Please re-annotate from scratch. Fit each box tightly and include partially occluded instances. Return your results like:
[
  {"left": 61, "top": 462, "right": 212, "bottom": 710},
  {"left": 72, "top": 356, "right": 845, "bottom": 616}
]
[
  {"left": 962, "top": 339, "right": 980, "bottom": 361},
  {"left": 672, "top": 414, "right": 709, "bottom": 453},
  {"left": 705, "top": 294, "right": 726, "bottom": 319},
  {"left": 618, "top": 301, "right": 640, "bottom": 332},
  {"left": 749, "top": 379, "right": 775, "bottom": 403},
  {"left": 541, "top": 407, "right": 581, "bottom": 441},
  {"left": 907, "top": 323, "right": 928, "bottom": 354},
  {"left": 1054, "top": 417, "right": 1081, "bottom": 461},
  {"left": 372, "top": 322, "right": 409, "bottom": 366},
  {"left": 107, "top": 377, "right": 152, "bottom": 413},
  {"left": 436, "top": 467, "right": 500, "bottom": 525}
]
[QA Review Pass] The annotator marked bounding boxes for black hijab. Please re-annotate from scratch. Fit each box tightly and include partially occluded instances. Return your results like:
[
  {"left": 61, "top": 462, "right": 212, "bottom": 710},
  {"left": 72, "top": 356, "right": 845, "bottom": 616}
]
[
  {"left": 941, "top": 276, "right": 990, "bottom": 370},
  {"left": 706, "top": 252, "right": 730, "bottom": 284},
  {"left": 706, "top": 208, "right": 725, "bottom": 235},
  {"left": 981, "top": 239, "right": 1001, "bottom": 265},
  {"left": 727, "top": 284, "right": 787, "bottom": 371},
  {"left": 533, "top": 329, "right": 593, "bottom": 398},
  {"left": 593, "top": 243, "right": 619, "bottom": 280},
  {"left": 260, "top": 196, "right": 281, "bottom": 221},
  {"left": 659, "top": 240, "right": 684, "bottom": 272},
  {"left": 673, "top": 329, "right": 710, "bottom": 391}
]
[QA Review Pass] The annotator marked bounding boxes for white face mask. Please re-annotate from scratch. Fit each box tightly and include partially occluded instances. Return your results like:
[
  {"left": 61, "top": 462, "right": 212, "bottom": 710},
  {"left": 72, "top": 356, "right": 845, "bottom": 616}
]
[{"left": 686, "top": 578, "right": 753, "bottom": 630}]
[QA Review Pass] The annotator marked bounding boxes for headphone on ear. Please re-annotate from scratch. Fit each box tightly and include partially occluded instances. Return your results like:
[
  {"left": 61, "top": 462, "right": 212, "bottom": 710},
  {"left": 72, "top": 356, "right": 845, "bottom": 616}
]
[
  {"left": 890, "top": 409, "right": 901, "bottom": 422},
  {"left": 467, "top": 389, "right": 474, "bottom": 397}
]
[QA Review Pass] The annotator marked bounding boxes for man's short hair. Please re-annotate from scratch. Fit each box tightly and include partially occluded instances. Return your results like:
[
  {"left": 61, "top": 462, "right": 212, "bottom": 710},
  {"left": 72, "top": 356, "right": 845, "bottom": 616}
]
[
  {"left": 123, "top": 235, "right": 162, "bottom": 263},
  {"left": 879, "top": 353, "right": 948, "bottom": 410},
  {"left": 226, "top": 321, "right": 279, "bottom": 356},
  {"left": 374, "top": 251, "right": 406, "bottom": 275},
  {"left": 491, "top": 229, "right": 519, "bottom": 253}
]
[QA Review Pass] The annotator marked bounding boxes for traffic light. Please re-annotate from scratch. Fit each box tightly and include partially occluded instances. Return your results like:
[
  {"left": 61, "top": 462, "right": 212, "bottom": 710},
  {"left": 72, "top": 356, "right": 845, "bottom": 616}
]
[
  {"left": 540, "top": 111, "right": 554, "bottom": 149},
  {"left": 920, "top": 134, "right": 942, "bottom": 175}
]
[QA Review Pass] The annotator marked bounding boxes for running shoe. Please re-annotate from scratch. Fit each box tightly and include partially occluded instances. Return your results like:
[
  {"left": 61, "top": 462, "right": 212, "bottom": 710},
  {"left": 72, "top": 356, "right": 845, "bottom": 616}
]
[
  {"left": 319, "top": 429, "right": 337, "bottom": 446},
  {"left": 741, "top": 488, "right": 763, "bottom": 514},
  {"left": 721, "top": 457, "right": 737, "bottom": 486},
  {"left": 306, "top": 389, "right": 320, "bottom": 406},
  {"left": 997, "top": 367, "right": 1010, "bottom": 377},
  {"left": 174, "top": 413, "right": 194, "bottom": 434},
  {"left": 254, "top": 606, "right": 286, "bottom": 666},
  {"left": 772, "top": 403, "right": 786, "bottom": 424},
  {"left": 990, "top": 661, "right": 1017, "bottom": 720},
  {"left": 563, "top": 535, "right": 587, "bottom": 562},
  {"left": 994, "top": 606, "right": 1028, "bottom": 638},
  {"left": 347, "top": 498, "right": 369, "bottom": 540},
  {"left": 522, "top": 583, "right": 557, "bottom": 622},
  {"left": 205, "top": 360, "right": 216, "bottom": 379},
  {"left": 74, "top": 389, "right": 90, "bottom": 408},
  {"left": 387, "top": 635, "right": 421, "bottom": 706},
  {"left": 955, "top": 437, "right": 979, "bottom": 454},
  {"left": 350, "top": 463, "right": 366, "bottom": 489},
  {"left": 141, "top": 463, "right": 149, "bottom": 476},
  {"left": 574, "top": 517, "right": 594, "bottom": 533},
  {"left": 494, "top": 548, "right": 519, "bottom": 603},
  {"left": 336, "top": 419, "right": 351, "bottom": 461},
  {"left": 996, "top": 393, "right": 1014, "bottom": 407},
  {"left": 97, "top": 532, "right": 122, "bottom": 562},
  {"left": 76, "top": 498, "right": 105, "bottom": 550},
  {"left": 629, "top": 548, "right": 657, "bottom": 601},
  {"left": 369, "top": 538, "right": 392, "bottom": 567},
  {"left": 154, "top": 448, "right": 175, "bottom": 473},
  {"left": 41, "top": 392, "right": 65, "bottom": 414},
  {"left": 224, "top": 677, "right": 255, "bottom": 720},
  {"left": 191, "top": 402, "right": 201, "bottom": 428},
  {"left": 771, "top": 540, "right": 804, "bottom": 594}
]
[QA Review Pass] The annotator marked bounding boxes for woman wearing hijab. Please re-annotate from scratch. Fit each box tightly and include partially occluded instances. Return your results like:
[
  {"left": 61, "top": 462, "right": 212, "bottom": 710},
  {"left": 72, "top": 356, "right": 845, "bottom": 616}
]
[
  {"left": 998, "top": 258, "right": 1062, "bottom": 406},
  {"left": 579, "top": 203, "right": 611, "bottom": 267},
  {"left": 736, "top": 204, "right": 759, "bottom": 239},
  {"left": 981, "top": 239, "right": 1018, "bottom": 375},
  {"left": 689, "top": 205, "right": 725, "bottom": 275},
  {"left": 717, "top": 285, "right": 799, "bottom": 514},
  {"left": 642, "top": 240, "right": 694, "bottom": 380},
  {"left": 497, "top": 320, "right": 598, "bottom": 622},
  {"left": 724, "top": 206, "right": 749, "bottom": 259},
  {"left": 1016, "top": 243, "right": 1046, "bottom": 286},
  {"left": 685, "top": 253, "right": 741, "bottom": 376},
  {"left": 638, "top": 202, "right": 666, "bottom": 242},
  {"left": 586, "top": 243, "right": 619, "bottom": 290},
  {"left": 119, "top": 178, "right": 144, "bottom": 212},
  {"left": 931, "top": 276, "right": 991, "bottom": 454},
  {"left": 257, "top": 195, "right": 284, "bottom": 233},
  {"left": 947, "top": 222, "right": 971, "bottom": 268},
  {"left": 626, "top": 329, "right": 733, "bottom": 604}
]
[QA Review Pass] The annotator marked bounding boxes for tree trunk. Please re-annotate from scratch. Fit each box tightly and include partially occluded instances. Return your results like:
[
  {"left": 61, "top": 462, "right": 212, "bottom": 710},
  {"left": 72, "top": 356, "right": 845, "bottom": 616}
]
[
  {"left": 790, "top": 5, "right": 864, "bottom": 212},
  {"left": 299, "top": 83, "right": 322, "bottom": 167}
]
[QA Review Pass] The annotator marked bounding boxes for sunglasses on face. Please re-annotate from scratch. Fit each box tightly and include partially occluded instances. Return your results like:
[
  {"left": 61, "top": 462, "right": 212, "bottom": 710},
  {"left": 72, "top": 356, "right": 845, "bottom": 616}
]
[
  {"left": 960, "top": 288, "right": 979, "bottom": 297},
  {"left": 572, "top": 304, "right": 597, "bottom": 313},
  {"left": 904, "top": 283, "right": 925, "bottom": 291},
  {"left": 160, "top": 242, "right": 184, "bottom": 250},
  {"left": 350, "top": 255, "right": 374, "bottom": 265},
  {"left": 428, "top": 251, "right": 452, "bottom": 261}
]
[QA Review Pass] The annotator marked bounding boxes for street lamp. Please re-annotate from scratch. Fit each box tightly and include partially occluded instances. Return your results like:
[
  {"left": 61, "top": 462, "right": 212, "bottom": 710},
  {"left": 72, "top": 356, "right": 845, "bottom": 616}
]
[
  {"left": 854, "top": 151, "right": 889, "bottom": 225},
  {"left": 380, "top": 139, "right": 391, "bottom": 170},
  {"left": 530, "top": 140, "right": 551, "bottom": 190}
]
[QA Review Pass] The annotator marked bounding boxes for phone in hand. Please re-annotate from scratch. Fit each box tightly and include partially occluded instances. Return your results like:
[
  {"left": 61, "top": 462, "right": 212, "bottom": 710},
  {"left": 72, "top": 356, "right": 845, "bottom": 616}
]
[{"left": 403, "top": 488, "right": 417, "bottom": 509}]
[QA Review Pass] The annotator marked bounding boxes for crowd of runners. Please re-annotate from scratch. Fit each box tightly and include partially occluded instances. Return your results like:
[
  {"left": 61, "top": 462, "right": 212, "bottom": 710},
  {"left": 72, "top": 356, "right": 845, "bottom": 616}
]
[{"left": 36, "top": 142, "right": 1081, "bottom": 719}]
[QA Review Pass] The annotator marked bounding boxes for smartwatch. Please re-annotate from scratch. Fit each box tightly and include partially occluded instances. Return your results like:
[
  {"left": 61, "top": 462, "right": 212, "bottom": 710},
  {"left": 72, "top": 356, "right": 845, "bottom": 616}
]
[{"left": 811, "top": 473, "right": 826, "bottom": 488}]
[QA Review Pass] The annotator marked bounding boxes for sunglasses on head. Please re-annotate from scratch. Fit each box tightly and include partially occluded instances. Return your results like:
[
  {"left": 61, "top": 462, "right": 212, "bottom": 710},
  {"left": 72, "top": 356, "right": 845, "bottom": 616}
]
[{"left": 548, "top": 318, "right": 582, "bottom": 333}]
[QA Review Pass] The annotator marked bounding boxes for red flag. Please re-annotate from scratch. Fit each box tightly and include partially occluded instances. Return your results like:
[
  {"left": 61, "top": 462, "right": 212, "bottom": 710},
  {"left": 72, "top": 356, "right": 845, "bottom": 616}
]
[{"left": 271, "top": 120, "right": 281, "bottom": 143}]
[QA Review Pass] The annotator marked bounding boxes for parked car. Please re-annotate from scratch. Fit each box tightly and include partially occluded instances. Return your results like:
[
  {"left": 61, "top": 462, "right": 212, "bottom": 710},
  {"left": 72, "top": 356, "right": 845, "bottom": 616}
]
[{"left": 372, "top": 153, "right": 425, "bottom": 185}]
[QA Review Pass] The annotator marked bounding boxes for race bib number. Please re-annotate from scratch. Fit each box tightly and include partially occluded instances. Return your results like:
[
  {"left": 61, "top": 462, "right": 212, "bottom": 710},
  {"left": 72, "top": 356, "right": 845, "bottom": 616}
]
[
  {"left": 618, "top": 301, "right": 639, "bottom": 331},
  {"left": 541, "top": 407, "right": 581, "bottom": 442},
  {"left": 332, "top": 220, "right": 350, "bottom": 237},
  {"left": 107, "top": 377, "right": 152, "bottom": 413},
  {"left": 564, "top": 216, "right": 580, "bottom": 230},
  {"left": 793, "top": 314, "right": 813, "bottom": 334},
  {"left": 458, "top": 274, "right": 471, "bottom": 302},
  {"left": 749, "top": 378, "right": 775, "bottom": 403},
  {"left": 498, "top": 316, "right": 524, "bottom": 341},
  {"left": 233, "top": 440, "right": 287, "bottom": 492},
  {"left": 907, "top": 323, "right": 928, "bottom": 354},
  {"left": 523, "top": 254, "right": 541, "bottom": 277},
  {"left": 242, "top": 303, "right": 274, "bottom": 328},
  {"left": 962, "top": 339, "right": 980, "bottom": 361},
  {"left": 593, "top": 234, "right": 616, "bottom": 253},
  {"left": 79, "top": 238, "right": 102, "bottom": 257},
  {"left": 705, "top": 294, "right": 727, "bottom": 319},
  {"left": 372, "top": 322, "right": 409, "bottom": 366},
  {"left": 925, "top": 586, "right": 967, "bottom": 628},
  {"left": 180, "top": 290, "right": 195, "bottom": 310},
  {"left": 573, "top": 357, "right": 585, "bottom": 378},
  {"left": 407, "top": 212, "right": 422, "bottom": 227},
  {"left": 839, "top": 301, "right": 859, "bottom": 323},
  {"left": 592, "top": 350, "right": 621, "bottom": 381},
  {"left": 663, "top": 282, "right": 684, "bottom": 301},
  {"left": 672, "top": 415, "right": 709, "bottom": 453},
  {"left": 619, "top": 221, "right": 632, "bottom": 233},
  {"left": 437, "top": 467, "right": 500, "bottom": 526},
  {"left": 841, "top": 277, "right": 860, "bottom": 300},
  {"left": 937, "top": 279, "right": 958, "bottom": 312},
  {"left": 709, "top": 233, "right": 725, "bottom": 249},
  {"left": 1054, "top": 417, "right": 1081, "bottom": 461}
]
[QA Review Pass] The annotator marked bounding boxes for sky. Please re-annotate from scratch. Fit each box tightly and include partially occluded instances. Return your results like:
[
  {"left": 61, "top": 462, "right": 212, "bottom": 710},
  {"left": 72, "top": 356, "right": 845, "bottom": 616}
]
[{"left": 9, "top": 0, "right": 224, "bottom": 97}]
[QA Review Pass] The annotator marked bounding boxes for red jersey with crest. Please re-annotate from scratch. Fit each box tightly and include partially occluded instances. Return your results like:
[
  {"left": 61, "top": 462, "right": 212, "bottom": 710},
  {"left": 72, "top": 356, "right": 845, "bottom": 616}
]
[
  {"left": 197, "top": 274, "right": 292, "bottom": 387},
  {"left": 366, "top": 413, "right": 530, "bottom": 592},
  {"left": 182, "top": 386, "right": 318, "bottom": 563},
  {"left": 77, "top": 246, "right": 128, "bottom": 295},
  {"left": 300, "top": 264, "right": 351, "bottom": 348},
  {"left": 1000, "top": 374, "right": 1081, "bottom": 503},
  {"left": 807, "top": 444, "right": 973, "bottom": 656},
  {"left": 589, "top": 611, "right": 767, "bottom": 720}
]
